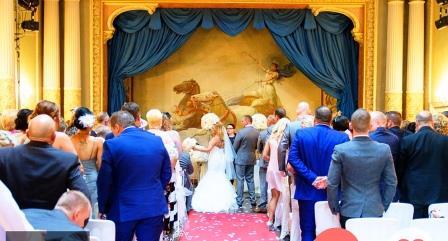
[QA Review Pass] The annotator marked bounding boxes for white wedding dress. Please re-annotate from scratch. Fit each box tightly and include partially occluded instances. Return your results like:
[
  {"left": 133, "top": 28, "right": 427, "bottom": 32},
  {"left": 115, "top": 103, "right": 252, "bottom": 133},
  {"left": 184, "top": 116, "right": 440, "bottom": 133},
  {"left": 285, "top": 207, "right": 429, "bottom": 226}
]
[{"left": 192, "top": 146, "right": 238, "bottom": 213}]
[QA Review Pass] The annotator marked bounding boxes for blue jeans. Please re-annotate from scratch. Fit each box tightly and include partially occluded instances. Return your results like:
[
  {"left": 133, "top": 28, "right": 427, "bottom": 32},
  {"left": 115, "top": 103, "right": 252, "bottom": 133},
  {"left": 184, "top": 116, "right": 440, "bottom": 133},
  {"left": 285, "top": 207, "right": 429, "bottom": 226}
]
[
  {"left": 235, "top": 164, "right": 256, "bottom": 206},
  {"left": 258, "top": 166, "right": 268, "bottom": 208}
]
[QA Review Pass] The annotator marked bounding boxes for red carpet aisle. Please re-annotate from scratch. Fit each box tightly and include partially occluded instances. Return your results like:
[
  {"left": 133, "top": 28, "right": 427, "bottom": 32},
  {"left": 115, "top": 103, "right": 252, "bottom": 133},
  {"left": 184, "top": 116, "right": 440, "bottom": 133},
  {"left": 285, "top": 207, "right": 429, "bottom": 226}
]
[{"left": 180, "top": 211, "right": 278, "bottom": 241}]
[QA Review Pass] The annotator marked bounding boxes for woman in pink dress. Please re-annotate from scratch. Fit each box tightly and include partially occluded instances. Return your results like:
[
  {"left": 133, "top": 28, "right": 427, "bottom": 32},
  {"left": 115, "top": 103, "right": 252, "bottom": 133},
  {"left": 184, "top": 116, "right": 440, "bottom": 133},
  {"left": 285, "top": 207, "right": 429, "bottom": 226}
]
[{"left": 262, "top": 118, "right": 290, "bottom": 230}]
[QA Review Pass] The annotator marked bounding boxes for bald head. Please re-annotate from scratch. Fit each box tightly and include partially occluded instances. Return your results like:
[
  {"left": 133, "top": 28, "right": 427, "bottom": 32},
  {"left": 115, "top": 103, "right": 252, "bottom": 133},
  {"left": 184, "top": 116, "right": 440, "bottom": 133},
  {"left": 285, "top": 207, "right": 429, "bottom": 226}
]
[
  {"left": 296, "top": 102, "right": 310, "bottom": 116},
  {"left": 27, "top": 114, "right": 56, "bottom": 143},
  {"left": 370, "top": 111, "right": 387, "bottom": 131},
  {"left": 416, "top": 111, "right": 433, "bottom": 131}
]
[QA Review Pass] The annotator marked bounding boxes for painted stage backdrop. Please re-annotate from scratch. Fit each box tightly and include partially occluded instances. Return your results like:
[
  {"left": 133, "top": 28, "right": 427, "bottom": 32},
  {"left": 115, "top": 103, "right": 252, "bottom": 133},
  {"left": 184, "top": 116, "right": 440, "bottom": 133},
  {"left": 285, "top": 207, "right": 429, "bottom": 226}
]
[{"left": 133, "top": 27, "right": 322, "bottom": 130}]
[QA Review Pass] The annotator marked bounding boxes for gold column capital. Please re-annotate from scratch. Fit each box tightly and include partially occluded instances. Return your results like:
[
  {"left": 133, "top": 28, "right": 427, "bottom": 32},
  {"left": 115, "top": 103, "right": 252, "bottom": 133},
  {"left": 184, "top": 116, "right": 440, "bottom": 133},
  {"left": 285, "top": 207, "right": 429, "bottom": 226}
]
[
  {"left": 405, "top": 92, "right": 424, "bottom": 120},
  {"left": 0, "top": 78, "right": 16, "bottom": 110},
  {"left": 43, "top": 89, "right": 61, "bottom": 107},
  {"left": 385, "top": 92, "right": 403, "bottom": 112},
  {"left": 63, "top": 89, "right": 81, "bottom": 119}
]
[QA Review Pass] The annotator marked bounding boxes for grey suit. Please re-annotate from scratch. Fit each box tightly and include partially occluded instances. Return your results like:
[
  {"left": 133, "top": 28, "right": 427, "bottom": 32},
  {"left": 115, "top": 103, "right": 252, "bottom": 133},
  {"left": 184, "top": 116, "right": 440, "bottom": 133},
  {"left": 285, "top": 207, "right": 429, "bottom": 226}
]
[
  {"left": 327, "top": 136, "right": 397, "bottom": 222},
  {"left": 278, "top": 121, "right": 303, "bottom": 172},
  {"left": 256, "top": 126, "right": 273, "bottom": 208},
  {"left": 234, "top": 125, "right": 260, "bottom": 207}
]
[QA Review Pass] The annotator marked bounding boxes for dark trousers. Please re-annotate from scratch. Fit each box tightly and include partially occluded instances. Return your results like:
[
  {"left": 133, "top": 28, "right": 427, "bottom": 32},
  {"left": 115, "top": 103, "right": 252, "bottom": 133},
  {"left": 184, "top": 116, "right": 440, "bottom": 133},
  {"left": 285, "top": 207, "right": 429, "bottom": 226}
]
[
  {"left": 340, "top": 215, "right": 351, "bottom": 229},
  {"left": 258, "top": 166, "right": 268, "bottom": 208},
  {"left": 413, "top": 204, "right": 430, "bottom": 219},
  {"left": 298, "top": 200, "right": 318, "bottom": 241},
  {"left": 235, "top": 164, "right": 256, "bottom": 206},
  {"left": 115, "top": 215, "right": 164, "bottom": 241}
]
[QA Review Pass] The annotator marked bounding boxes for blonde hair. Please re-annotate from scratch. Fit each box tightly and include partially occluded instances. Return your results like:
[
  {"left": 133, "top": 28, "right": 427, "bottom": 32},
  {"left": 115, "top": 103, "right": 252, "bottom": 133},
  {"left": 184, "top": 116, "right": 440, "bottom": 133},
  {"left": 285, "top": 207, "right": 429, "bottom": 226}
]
[
  {"left": 0, "top": 109, "right": 18, "bottom": 131},
  {"left": 270, "top": 118, "right": 290, "bottom": 141},
  {"left": 211, "top": 122, "right": 224, "bottom": 140},
  {"left": 146, "top": 109, "right": 163, "bottom": 129}
]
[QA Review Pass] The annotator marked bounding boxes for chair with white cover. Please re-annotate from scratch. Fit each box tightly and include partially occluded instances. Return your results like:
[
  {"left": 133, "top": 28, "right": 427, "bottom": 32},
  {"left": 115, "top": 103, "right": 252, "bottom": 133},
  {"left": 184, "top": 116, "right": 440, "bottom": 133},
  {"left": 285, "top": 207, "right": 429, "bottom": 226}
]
[
  {"left": 387, "top": 227, "right": 433, "bottom": 241},
  {"left": 314, "top": 201, "right": 340, "bottom": 235},
  {"left": 346, "top": 218, "right": 400, "bottom": 241},
  {"left": 410, "top": 218, "right": 448, "bottom": 241},
  {"left": 428, "top": 203, "right": 448, "bottom": 218},
  {"left": 384, "top": 203, "right": 414, "bottom": 228},
  {"left": 85, "top": 219, "right": 115, "bottom": 241},
  {"left": 90, "top": 235, "right": 101, "bottom": 241}
]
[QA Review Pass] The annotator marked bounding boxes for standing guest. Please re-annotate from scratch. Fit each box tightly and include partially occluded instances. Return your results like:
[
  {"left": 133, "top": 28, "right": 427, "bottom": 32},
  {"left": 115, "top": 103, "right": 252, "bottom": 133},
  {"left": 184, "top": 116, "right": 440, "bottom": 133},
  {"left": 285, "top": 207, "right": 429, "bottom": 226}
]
[
  {"left": 288, "top": 106, "right": 349, "bottom": 241},
  {"left": 104, "top": 102, "right": 145, "bottom": 140},
  {"left": 327, "top": 109, "right": 397, "bottom": 228},
  {"left": 226, "top": 123, "right": 237, "bottom": 145},
  {"left": 146, "top": 109, "right": 180, "bottom": 240},
  {"left": 180, "top": 138, "right": 195, "bottom": 212},
  {"left": 14, "top": 108, "right": 32, "bottom": 145},
  {"left": 97, "top": 111, "right": 171, "bottom": 241},
  {"left": 23, "top": 191, "right": 91, "bottom": 241},
  {"left": 405, "top": 121, "right": 416, "bottom": 133},
  {"left": 93, "top": 112, "right": 112, "bottom": 138},
  {"left": 71, "top": 107, "right": 104, "bottom": 218},
  {"left": 234, "top": 115, "right": 260, "bottom": 209},
  {"left": 332, "top": 115, "right": 352, "bottom": 139},
  {"left": 0, "top": 130, "right": 15, "bottom": 148},
  {"left": 433, "top": 113, "right": 448, "bottom": 135},
  {"left": 370, "top": 111, "right": 400, "bottom": 201},
  {"left": 254, "top": 114, "right": 276, "bottom": 214},
  {"left": 162, "top": 112, "right": 182, "bottom": 155},
  {"left": 0, "top": 109, "right": 18, "bottom": 146},
  {"left": 278, "top": 101, "right": 314, "bottom": 173},
  {"left": 442, "top": 110, "right": 448, "bottom": 118},
  {"left": 29, "top": 100, "right": 77, "bottom": 155},
  {"left": 263, "top": 118, "right": 290, "bottom": 231},
  {"left": 386, "top": 111, "right": 412, "bottom": 141},
  {"left": 400, "top": 111, "right": 448, "bottom": 218},
  {"left": 0, "top": 114, "right": 89, "bottom": 209}
]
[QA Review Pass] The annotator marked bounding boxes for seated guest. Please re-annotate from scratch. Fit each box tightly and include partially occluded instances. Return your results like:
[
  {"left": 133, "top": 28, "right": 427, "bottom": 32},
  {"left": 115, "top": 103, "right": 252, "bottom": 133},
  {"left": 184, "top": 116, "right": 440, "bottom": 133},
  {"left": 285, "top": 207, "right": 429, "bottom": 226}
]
[
  {"left": 23, "top": 191, "right": 91, "bottom": 241},
  {"left": 0, "top": 180, "right": 33, "bottom": 231},
  {"left": 327, "top": 109, "right": 397, "bottom": 228},
  {"left": 400, "top": 111, "right": 448, "bottom": 218},
  {"left": 0, "top": 114, "right": 89, "bottom": 209},
  {"left": 0, "top": 130, "right": 14, "bottom": 148},
  {"left": 0, "top": 109, "right": 18, "bottom": 146},
  {"left": 386, "top": 111, "right": 412, "bottom": 141},
  {"left": 29, "top": 100, "right": 77, "bottom": 154},
  {"left": 13, "top": 108, "right": 32, "bottom": 145}
]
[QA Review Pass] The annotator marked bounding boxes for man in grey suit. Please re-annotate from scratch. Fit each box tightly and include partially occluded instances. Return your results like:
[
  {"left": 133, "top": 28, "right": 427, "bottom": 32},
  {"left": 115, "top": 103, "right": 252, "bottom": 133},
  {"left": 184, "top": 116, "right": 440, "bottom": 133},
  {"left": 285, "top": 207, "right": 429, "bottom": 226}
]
[
  {"left": 234, "top": 115, "right": 260, "bottom": 209},
  {"left": 278, "top": 101, "right": 314, "bottom": 172},
  {"left": 327, "top": 109, "right": 397, "bottom": 228}
]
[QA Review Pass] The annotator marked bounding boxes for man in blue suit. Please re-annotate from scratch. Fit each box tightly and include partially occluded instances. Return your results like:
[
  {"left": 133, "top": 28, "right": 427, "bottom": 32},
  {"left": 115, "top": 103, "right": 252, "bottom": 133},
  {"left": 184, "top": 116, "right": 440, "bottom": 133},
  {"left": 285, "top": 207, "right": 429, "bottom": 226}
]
[
  {"left": 288, "top": 106, "right": 349, "bottom": 241},
  {"left": 97, "top": 111, "right": 172, "bottom": 241}
]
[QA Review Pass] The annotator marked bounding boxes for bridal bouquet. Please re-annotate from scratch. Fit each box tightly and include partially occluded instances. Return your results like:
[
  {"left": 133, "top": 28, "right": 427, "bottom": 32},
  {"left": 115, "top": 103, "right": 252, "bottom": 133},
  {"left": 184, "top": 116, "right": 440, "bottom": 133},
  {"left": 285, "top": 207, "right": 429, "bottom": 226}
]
[
  {"left": 190, "top": 150, "right": 208, "bottom": 163},
  {"left": 201, "top": 113, "right": 220, "bottom": 130},
  {"left": 182, "top": 137, "right": 197, "bottom": 152},
  {"left": 252, "top": 113, "right": 267, "bottom": 130}
]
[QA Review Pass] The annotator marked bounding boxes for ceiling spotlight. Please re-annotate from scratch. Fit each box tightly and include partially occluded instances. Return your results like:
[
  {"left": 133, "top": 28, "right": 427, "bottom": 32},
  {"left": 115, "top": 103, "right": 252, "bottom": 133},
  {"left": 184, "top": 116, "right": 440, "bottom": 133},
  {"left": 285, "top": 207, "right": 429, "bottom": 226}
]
[
  {"left": 18, "top": 0, "right": 39, "bottom": 10},
  {"left": 435, "top": 15, "right": 448, "bottom": 29}
]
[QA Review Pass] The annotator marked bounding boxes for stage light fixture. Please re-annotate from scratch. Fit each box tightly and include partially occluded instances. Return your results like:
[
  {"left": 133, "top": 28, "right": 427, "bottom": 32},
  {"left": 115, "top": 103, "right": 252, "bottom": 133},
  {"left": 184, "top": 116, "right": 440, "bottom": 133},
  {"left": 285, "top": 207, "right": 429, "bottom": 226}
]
[
  {"left": 18, "top": 0, "right": 39, "bottom": 10},
  {"left": 21, "top": 20, "right": 39, "bottom": 31},
  {"left": 436, "top": 15, "right": 448, "bottom": 29}
]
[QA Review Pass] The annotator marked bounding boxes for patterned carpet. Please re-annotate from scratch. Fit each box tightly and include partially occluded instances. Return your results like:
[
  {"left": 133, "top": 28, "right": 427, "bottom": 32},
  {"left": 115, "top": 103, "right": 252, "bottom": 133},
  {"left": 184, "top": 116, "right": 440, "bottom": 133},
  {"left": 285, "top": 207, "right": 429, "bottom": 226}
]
[{"left": 179, "top": 211, "right": 278, "bottom": 241}]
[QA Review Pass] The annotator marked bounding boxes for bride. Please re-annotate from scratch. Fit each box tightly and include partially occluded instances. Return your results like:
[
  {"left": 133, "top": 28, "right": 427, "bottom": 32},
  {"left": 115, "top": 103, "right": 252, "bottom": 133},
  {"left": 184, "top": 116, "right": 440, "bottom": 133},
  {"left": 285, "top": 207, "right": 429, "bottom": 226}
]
[{"left": 191, "top": 122, "right": 238, "bottom": 213}]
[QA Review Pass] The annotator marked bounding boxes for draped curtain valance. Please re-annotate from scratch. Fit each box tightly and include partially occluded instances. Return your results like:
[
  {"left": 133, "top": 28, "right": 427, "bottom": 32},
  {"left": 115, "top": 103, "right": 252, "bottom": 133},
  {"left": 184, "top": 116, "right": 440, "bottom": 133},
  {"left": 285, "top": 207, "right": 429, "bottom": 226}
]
[{"left": 109, "top": 9, "right": 358, "bottom": 116}]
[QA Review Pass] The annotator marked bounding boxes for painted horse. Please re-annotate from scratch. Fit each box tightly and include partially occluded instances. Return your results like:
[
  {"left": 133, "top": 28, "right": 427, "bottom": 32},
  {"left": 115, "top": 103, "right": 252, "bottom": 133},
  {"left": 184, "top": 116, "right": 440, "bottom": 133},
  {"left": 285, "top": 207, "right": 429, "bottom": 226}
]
[{"left": 171, "top": 79, "right": 204, "bottom": 130}]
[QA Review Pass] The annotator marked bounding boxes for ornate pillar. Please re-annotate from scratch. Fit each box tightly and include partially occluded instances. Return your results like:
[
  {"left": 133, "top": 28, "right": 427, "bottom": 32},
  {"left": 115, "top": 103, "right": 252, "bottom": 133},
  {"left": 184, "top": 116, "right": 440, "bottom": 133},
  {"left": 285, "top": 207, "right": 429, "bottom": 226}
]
[
  {"left": 406, "top": 0, "right": 425, "bottom": 120},
  {"left": 385, "top": 0, "right": 404, "bottom": 113},
  {"left": 63, "top": 0, "right": 81, "bottom": 118},
  {"left": 43, "top": 0, "right": 60, "bottom": 105},
  {"left": 0, "top": 0, "right": 16, "bottom": 110}
]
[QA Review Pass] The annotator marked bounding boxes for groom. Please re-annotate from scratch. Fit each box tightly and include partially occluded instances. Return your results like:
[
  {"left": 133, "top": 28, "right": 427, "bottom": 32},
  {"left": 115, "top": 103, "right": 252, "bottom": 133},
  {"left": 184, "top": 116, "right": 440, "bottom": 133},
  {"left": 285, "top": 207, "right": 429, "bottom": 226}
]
[{"left": 233, "top": 115, "right": 260, "bottom": 209}]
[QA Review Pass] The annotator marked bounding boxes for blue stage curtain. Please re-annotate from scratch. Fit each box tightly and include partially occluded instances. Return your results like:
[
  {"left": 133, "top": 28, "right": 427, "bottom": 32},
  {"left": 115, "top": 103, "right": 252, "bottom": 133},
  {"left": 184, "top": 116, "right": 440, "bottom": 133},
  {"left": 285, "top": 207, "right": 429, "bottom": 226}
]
[{"left": 108, "top": 9, "right": 358, "bottom": 115}]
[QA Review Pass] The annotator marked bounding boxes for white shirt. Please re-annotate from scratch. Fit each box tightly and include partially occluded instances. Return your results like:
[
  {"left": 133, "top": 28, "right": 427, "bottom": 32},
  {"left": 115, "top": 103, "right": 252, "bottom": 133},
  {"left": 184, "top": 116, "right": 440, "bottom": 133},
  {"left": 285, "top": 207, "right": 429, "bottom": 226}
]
[{"left": 0, "top": 181, "right": 34, "bottom": 231}]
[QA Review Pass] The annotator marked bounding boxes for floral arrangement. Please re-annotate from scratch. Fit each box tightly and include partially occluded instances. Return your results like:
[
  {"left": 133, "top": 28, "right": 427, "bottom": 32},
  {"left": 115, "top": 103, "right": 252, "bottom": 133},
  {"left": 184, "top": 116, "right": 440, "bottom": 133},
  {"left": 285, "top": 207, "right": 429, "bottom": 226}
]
[
  {"left": 182, "top": 137, "right": 197, "bottom": 152},
  {"left": 433, "top": 113, "right": 448, "bottom": 136},
  {"left": 252, "top": 113, "right": 267, "bottom": 130},
  {"left": 201, "top": 113, "right": 220, "bottom": 130},
  {"left": 78, "top": 114, "right": 95, "bottom": 128}
]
